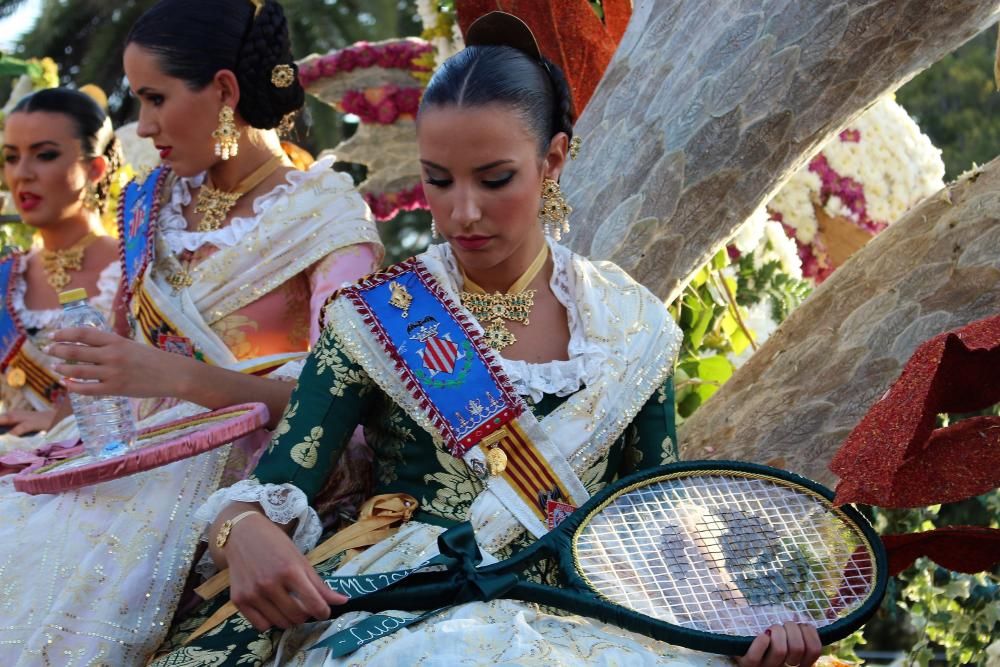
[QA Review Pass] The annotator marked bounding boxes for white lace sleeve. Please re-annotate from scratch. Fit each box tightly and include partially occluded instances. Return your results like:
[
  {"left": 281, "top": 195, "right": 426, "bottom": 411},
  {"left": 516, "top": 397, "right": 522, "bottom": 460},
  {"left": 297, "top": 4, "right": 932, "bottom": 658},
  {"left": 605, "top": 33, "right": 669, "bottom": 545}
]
[
  {"left": 91, "top": 261, "right": 122, "bottom": 317},
  {"left": 268, "top": 358, "right": 307, "bottom": 382},
  {"left": 194, "top": 478, "right": 323, "bottom": 553}
]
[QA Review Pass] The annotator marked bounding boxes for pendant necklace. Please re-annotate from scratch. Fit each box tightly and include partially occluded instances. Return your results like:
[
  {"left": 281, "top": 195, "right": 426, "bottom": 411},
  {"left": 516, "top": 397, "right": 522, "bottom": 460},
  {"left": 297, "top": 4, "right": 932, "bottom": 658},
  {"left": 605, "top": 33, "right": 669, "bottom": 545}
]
[{"left": 460, "top": 243, "right": 549, "bottom": 351}]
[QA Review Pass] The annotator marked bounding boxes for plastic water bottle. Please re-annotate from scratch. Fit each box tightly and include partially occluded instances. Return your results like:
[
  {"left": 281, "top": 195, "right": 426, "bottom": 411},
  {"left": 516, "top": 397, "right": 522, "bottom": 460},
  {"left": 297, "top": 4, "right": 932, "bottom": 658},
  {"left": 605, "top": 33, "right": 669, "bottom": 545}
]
[{"left": 59, "top": 288, "right": 137, "bottom": 458}]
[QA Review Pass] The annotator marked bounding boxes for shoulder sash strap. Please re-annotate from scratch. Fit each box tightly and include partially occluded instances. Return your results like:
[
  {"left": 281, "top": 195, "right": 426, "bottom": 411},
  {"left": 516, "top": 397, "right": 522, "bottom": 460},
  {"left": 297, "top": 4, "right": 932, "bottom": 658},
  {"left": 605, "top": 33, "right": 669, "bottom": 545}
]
[
  {"left": 336, "top": 258, "right": 588, "bottom": 537},
  {"left": 118, "top": 166, "right": 170, "bottom": 306},
  {"left": 0, "top": 253, "right": 26, "bottom": 372}
]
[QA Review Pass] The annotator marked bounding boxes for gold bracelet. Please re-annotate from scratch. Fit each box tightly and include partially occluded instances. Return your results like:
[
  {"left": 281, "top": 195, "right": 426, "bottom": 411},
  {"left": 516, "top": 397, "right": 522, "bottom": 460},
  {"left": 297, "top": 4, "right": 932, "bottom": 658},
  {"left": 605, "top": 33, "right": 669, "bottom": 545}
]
[{"left": 214, "top": 510, "right": 261, "bottom": 549}]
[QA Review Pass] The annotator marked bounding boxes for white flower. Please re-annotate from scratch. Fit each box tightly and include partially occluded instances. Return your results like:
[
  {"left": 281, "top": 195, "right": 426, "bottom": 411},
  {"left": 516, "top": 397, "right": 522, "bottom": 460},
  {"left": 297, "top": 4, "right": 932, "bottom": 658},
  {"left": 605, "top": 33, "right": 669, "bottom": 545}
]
[
  {"left": 763, "top": 220, "right": 803, "bottom": 279},
  {"left": 733, "top": 205, "right": 768, "bottom": 254}
]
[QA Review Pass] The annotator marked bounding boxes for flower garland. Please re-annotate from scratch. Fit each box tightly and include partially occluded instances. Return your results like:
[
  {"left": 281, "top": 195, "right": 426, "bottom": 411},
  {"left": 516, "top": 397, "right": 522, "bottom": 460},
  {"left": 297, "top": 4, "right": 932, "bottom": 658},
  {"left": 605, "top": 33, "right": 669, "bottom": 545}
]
[
  {"left": 298, "top": 40, "right": 433, "bottom": 89},
  {"left": 766, "top": 96, "right": 944, "bottom": 281},
  {"left": 364, "top": 183, "right": 428, "bottom": 222},
  {"left": 340, "top": 85, "right": 423, "bottom": 125}
]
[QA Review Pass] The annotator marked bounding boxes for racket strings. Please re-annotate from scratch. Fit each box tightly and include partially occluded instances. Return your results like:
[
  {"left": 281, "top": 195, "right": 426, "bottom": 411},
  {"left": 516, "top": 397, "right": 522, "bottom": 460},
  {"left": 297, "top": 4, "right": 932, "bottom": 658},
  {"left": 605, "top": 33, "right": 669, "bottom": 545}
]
[{"left": 573, "top": 474, "right": 876, "bottom": 636}]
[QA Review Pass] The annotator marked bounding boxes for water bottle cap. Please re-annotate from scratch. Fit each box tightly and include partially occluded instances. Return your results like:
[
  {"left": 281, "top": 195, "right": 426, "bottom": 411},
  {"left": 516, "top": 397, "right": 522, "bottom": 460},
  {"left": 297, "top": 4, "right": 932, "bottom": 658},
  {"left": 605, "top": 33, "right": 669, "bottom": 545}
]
[{"left": 58, "top": 287, "right": 89, "bottom": 304}]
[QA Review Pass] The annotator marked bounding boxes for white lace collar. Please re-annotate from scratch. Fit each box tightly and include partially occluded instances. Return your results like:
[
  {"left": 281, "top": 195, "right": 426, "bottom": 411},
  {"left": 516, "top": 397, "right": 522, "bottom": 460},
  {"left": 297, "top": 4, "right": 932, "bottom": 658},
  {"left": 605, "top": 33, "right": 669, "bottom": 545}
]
[
  {"left": 10, "top": 254, "right": 121, "bottom": 331},
  {"left": 159, "top": 156, "right": 337, "bottom": 256},
  {"left": 428, "top": 239, "right": 607, "bottom": 403}
]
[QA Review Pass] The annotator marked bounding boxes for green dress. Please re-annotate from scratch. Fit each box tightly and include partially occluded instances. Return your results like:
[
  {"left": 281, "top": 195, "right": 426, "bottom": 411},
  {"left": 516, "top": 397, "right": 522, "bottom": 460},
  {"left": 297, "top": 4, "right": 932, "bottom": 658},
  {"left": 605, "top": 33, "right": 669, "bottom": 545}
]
[{"left": 152, "top": 325, "right": 679, "bottom": 665}]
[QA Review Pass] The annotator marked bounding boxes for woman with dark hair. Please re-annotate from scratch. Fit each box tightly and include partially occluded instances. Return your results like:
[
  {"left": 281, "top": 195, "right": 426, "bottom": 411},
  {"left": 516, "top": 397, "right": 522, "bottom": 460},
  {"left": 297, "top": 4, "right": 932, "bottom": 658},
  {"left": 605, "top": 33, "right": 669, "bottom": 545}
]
[
  {"left": 0, "top": 0, "right": 380, "bottom": 663},
  {"left": 149, "top": 12, "right": 820, "bottom": 667},
  {"left": 0, "top": 88, "right": 121, "bottom": 437}
]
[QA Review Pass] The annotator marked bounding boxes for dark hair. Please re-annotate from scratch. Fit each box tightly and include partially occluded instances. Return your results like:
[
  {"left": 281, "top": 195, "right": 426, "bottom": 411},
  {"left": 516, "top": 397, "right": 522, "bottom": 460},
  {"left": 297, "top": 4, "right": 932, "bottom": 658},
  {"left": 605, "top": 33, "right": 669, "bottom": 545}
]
[
  {"left": 419, "top": 45, "right": 575, "bottom": 156},
  {"left": 11, "top": 88, "right": 123, "bottom": 215},
  {"left": 125, "top": 0, "right": 304, "bottom": 130}
]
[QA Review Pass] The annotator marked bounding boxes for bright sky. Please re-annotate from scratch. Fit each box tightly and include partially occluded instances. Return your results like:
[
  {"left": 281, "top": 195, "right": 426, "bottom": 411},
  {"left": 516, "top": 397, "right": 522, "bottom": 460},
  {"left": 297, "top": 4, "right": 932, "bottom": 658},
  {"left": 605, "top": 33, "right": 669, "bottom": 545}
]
[{"left": 0, "top": 0, "right": 43, "bottom": 52}]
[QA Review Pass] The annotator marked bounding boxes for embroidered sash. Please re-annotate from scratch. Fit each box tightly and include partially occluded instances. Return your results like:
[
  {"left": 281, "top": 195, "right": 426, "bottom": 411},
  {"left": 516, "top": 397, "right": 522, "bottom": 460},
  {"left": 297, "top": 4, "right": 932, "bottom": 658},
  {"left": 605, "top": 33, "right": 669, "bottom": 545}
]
[
  {"left": 118, "top": 166, "right": 169, "bottom": 305},
  {"left": 336, "top": 258, "right": 589, "bottom": 538},
  {"left": 0, "top": 254, "right": 26, "bottom": 372},
  {"left": 0, "top": 255, "right": 60, "bottom": 409}
]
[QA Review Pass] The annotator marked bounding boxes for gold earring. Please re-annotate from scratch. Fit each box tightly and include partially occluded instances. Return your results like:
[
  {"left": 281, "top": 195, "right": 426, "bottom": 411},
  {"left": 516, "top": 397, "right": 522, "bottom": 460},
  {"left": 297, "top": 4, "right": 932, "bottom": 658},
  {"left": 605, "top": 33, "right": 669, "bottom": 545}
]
[
  {"left": 569, "top": 136, "right": 582, "bottom": 160},
  {"left": 539, "top": 178, "right": 571, "bottom": 241},
  {"left": 277, "top": 111, "right": 296, "bottom": 136},
  {"left": 213, "top": 106, "right": 240, "bottom": 160},
  {"left": 83, "top": 183, "right": 101, "bottom": 211}
]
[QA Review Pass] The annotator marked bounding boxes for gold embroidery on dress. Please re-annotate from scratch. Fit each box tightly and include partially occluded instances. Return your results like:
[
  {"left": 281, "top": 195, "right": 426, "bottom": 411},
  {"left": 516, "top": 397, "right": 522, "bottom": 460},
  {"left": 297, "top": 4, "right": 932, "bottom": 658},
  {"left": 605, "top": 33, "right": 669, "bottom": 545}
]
[{"left": 290, "top": 426, "right": 324, "bottom": 468}]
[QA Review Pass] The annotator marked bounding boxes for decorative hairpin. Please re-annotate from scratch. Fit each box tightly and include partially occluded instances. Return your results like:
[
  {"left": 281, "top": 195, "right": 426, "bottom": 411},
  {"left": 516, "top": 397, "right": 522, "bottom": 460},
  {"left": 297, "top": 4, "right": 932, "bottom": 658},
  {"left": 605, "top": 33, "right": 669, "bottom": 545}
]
[
  {"left": 271, "top": 64, "right": 295, "bottom": 88},
  {"left": 249, "top": 0, "right": 264, "bottom": 17}
]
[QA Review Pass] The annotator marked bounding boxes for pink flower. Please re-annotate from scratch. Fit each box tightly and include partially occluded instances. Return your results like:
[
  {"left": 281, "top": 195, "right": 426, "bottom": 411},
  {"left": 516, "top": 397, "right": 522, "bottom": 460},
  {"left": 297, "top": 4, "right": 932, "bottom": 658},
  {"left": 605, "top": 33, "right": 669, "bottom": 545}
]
[
  {"left": 375, "top": 99, "right": 399, "bottom": 124},
  {"left": 839, "top": 128, "right": 861, "bottom": 143},
  {"left": 395, "top": 88, "right": 423, "bottom": 113}
]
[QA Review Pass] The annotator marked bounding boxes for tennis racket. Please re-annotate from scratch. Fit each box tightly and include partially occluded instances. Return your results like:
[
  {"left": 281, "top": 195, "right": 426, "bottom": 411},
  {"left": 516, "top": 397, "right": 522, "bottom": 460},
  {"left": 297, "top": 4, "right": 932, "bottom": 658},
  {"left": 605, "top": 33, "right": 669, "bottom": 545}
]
[{"left": 319, "top": 461, "right": 886, "bottom": 656}]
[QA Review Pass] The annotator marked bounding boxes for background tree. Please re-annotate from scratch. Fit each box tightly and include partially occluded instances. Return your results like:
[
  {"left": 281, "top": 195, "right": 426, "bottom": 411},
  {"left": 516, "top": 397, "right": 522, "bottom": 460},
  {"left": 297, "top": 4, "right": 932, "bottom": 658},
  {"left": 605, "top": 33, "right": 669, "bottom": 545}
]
[{"left": 897, "top": 26, "right": 1000, "bottom": 180}]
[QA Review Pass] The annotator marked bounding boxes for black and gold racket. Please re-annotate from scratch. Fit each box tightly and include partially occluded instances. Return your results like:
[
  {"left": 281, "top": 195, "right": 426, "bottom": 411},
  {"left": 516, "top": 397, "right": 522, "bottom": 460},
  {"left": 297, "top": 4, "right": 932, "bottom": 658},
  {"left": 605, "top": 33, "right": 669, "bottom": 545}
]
[{"left": 315, "top": 461, "right": 887, "bottom": 656}]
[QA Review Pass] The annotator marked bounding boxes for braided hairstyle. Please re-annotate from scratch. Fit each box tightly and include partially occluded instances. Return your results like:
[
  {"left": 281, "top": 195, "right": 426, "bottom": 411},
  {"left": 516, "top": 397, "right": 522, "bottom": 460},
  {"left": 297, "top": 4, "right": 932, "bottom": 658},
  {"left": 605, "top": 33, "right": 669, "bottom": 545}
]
[
  {"left": 419, "top": 45, "right": 575, "bottom": 157},
  {"left": 11, "top": 88, "right": 124, "bottom": 215},
  {"left": 125, "top": 0, "right": 304, "bottom": 129}
]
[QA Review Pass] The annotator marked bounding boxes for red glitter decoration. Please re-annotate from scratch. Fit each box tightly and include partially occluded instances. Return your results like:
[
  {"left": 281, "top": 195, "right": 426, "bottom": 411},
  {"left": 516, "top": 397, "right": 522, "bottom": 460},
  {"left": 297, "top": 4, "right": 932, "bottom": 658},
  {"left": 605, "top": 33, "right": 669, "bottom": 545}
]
[
  {"left": 831, "top": 314, "right": 1000, "bottom": 507},
  {"left": 455, "top": 0, "right": 633, "bottom": 114},
  {"left": 881, "top": 527, "right": 1000, "bottom": 576}
]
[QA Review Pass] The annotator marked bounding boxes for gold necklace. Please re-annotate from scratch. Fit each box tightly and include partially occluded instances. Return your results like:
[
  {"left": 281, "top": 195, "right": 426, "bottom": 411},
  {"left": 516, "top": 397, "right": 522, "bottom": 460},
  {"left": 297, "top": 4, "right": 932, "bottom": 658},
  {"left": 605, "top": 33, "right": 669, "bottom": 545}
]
[
  {"left": 194, "top": 155, "right": 284, "bottom": 232},
  {"left": 460, "top": 244, "right": 549, "bottom": 351},
  {"left": 39, "top": 232, "right": 98, "bottom": 291}
]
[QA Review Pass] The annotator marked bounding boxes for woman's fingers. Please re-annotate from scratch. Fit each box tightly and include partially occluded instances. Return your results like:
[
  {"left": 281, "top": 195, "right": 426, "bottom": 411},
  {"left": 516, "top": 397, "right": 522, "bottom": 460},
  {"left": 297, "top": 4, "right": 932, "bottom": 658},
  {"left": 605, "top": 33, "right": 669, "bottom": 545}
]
[
  {"left": 800, "top": 624, "right": 822, "bottom": 666},
  {"left": 54, "top": 363, "right": 108, "bottom": 381},
  {"left": 783, "top": 621, "right": 805, "bottom": 667},
  {"left": 248, "top": 594, "right": 296, "bottom": 630},
  {"left": 763, "top": 624, "right": 788, "bottom": 667},
  {"left": 52, "top": 327, "right": 118, "bottom": 345},
  {"left": 735, "top": 630, "right": 772, "bottom": 667},
  {"left": 236, "top": 604, "right": 274, "bottom": 634},
  {"left": 61, "top": 378, "right": 109, "bottom": 396},
  {"left": 48, "top": 342, "right": 107, "bottom": 364},
  {"left": 307, "top": 564, "right": 348, "bottom": 608}
]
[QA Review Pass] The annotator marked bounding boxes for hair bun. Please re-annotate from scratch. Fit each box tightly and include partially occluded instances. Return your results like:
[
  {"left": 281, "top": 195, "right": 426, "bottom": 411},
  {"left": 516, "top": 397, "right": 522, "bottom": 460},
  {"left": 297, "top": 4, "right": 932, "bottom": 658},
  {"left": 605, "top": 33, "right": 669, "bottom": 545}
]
[
  {"left": 234, "top": 0, "right": 304, "bottom": 129},
  {"left": 465, "top": 12, "right": 543, "bottom": 62}
]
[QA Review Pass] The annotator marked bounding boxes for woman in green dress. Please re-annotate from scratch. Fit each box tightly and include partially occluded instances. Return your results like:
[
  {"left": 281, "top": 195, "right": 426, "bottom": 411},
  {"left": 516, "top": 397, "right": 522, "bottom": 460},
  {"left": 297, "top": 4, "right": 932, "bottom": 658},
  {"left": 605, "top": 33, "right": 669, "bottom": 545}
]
[{"left": 153, "top": 13, "right": 821, "bottom": 667}]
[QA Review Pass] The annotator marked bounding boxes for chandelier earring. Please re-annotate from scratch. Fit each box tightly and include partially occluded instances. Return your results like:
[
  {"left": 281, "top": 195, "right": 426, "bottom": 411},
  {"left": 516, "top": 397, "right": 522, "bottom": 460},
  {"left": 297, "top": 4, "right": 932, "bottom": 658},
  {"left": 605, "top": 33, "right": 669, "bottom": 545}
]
[
  {"left": 82, "top": 183, "right": 101, "bottom": 212},
  {"left": 539, "top": 178, "right": 571, "bottom": 241},
  {"left": 213, "top": 106, "right": 240, "bottom": 160}
]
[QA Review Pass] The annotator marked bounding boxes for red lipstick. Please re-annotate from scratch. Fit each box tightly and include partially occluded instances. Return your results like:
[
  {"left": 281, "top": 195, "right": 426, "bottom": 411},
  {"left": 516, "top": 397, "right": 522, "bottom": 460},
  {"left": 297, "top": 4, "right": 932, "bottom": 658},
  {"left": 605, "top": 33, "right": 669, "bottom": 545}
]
[{"left": 453, "top": 235, "right": 493, "bottom": 250}]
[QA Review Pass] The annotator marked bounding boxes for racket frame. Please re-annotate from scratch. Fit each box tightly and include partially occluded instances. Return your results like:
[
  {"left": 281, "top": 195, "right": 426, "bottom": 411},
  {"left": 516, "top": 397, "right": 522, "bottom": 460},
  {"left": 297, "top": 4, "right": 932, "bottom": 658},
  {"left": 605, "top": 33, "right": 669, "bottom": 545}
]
[{"left": 331, "top": 461, "right": 887, "bottom": 656}]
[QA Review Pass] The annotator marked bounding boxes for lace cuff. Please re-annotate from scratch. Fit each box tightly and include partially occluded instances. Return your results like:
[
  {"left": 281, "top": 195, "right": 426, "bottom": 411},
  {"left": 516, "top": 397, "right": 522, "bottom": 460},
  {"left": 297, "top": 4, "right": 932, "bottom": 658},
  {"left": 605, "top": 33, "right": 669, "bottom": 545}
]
[{"left": 195, "top": 479, "right": 323, "bottom": 553}]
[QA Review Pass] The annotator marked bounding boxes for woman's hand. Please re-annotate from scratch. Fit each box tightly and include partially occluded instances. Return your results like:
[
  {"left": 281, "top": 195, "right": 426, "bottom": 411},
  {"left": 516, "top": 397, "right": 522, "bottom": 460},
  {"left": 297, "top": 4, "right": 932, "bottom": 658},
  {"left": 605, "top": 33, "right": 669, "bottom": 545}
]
[
  {"left": 736, "top": 623, "right": 822, "bottom": 667},
  {"left": 48, "top": 328, "right": 190, "bottom": 398},
  {"left": 0, "top": 408, "right": 56, "bottom": 436},
  {"left": 217, "top": 509, "right": 347, "bottom": 631}
]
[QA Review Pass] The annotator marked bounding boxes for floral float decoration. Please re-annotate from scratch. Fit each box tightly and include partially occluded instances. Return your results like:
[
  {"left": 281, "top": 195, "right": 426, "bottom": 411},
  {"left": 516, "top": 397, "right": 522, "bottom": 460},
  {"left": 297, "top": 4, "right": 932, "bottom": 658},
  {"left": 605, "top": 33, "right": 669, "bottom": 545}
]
[
  {"left": 416, "top": 0, "right": 463, "bottom": 76},
  {"left": 765, "top": 97, "right": 945, "bottom": 282},
  {"left": 298, "top": 39, "right": 434, "bottom": 221}
]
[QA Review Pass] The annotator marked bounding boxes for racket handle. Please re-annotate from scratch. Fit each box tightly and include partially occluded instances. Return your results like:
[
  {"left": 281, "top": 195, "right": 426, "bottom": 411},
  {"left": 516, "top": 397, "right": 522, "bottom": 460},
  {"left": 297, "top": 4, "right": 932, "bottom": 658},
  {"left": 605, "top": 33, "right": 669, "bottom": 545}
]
[{"left": 329, "top": 571, "right": 469, "bottom": 615}]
